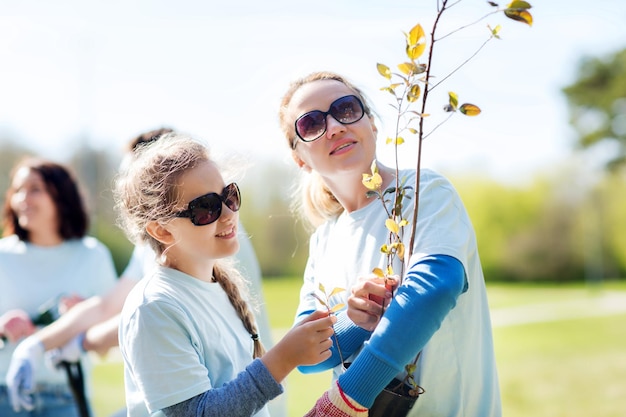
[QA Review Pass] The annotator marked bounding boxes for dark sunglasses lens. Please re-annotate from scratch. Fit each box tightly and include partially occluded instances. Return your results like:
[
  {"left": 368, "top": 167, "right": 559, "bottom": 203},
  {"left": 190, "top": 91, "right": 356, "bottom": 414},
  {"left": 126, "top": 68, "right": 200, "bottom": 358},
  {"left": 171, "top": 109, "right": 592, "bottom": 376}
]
[
  {"left": 331, "top": 96, "right": 364, "bottom": 123},
  {"left": 190, "top": 195, "right": 222, "bottom": 225},
  {"left": 296, "top": 111, "right": 326, "bottom": 141},
  {"left": 223, "top": 183, "right": 241, "bottom": 212}
]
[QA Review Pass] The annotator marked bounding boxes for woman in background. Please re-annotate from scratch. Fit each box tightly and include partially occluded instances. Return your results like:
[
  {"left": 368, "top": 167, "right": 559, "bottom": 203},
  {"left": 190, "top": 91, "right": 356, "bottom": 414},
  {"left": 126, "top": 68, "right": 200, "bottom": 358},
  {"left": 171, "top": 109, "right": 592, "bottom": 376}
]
[{"left": 0, "top": 157, "right": 117, "bottom": 416}]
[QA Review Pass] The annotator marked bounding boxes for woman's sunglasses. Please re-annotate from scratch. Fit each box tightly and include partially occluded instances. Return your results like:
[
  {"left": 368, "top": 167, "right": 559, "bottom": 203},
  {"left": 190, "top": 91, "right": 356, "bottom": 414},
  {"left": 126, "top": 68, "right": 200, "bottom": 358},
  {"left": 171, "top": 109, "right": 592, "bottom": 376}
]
[
  {"left": 175, "top": 183, "right": 241, "bottom": 226},
  {"left": 293, "top": 95, "right": 365, "bottom": 148}
]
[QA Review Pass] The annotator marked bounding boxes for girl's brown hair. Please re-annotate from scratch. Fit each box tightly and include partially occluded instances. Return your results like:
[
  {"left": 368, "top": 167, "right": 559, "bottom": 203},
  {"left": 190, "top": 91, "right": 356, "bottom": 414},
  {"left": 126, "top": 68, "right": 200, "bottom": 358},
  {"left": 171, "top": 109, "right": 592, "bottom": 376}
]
[{"left": 114, "top": 132, "right": 265, "bottom": 357}]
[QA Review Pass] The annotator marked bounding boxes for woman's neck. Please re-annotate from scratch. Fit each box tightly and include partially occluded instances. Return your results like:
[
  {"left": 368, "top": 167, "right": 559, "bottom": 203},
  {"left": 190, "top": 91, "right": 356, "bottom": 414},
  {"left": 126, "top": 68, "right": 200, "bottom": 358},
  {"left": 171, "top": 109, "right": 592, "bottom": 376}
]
[
  {"left": 325, "top": 164, "right": 396, "bottom": 213},
  {"left": 27, "top": 230, "right": 64, "bottom": 247}
]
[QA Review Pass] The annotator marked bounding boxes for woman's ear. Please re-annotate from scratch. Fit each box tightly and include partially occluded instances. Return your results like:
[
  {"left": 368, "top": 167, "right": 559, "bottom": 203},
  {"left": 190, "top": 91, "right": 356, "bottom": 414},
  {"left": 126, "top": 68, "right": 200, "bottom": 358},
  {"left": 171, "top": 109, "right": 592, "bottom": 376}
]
[
  {"left": 146, "top": 221, "right": 175, "bottom": 247},
  {"left": 369, "top": 115, "right": 378, "bottom": 134},
  {"left": 292, "top": 150, "right": 311, "bottom": 172}
]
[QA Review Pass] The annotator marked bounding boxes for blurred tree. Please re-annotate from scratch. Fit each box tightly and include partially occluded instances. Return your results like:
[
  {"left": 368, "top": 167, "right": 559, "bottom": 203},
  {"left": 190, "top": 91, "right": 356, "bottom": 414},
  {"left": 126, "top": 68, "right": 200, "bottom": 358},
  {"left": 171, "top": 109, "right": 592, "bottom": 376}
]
[
  {"left": 562, "top": 47, "right": 626, "bottom": 169},
  {"left": 238, "top": 163, "right": 310, "bottom": 278}
]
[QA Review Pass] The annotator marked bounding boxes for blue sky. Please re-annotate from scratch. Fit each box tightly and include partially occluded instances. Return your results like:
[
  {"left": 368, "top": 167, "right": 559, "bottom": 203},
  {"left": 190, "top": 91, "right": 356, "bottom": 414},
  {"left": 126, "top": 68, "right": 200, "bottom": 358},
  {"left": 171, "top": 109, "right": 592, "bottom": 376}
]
[{"left": 1, "top": 0, "right": 625, "bottom": 184}]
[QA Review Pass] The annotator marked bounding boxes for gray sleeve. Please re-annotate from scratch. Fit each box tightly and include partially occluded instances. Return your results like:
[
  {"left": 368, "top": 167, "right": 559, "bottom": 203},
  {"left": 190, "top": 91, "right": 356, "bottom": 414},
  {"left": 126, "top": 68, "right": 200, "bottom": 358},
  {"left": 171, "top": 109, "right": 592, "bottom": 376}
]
[{"left": 161, "top": 358, "right": 283, "bottom": 417}]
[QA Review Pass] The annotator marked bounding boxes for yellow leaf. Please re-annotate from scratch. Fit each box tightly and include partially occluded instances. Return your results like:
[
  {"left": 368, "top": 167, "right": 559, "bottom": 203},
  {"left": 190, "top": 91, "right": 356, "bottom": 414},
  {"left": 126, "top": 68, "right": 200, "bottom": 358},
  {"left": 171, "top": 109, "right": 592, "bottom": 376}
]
[
  {"left": 362, "top": 172, "right": 383, "bottom": 191},
  {"left": 380, "top": 86, "right": 396, "bottom": 96},
  {"left": 387, "top": 136, "right": 405, "bottom": 145},
  {"left": 329, "top": 287, "right": 345, "bottom": 297},
  {"left": 380, "top": 244, "right": 390, "bottom": 254},
  {"left": 385, "top": 265, "right": 394, "bottom": 276},
  {"left": 377, "top": 63, "right": 392, "bottom": 79},
  {"left": 386, "top": 218, "right": 400, "bottom": 234},
  {"left": 504, "top": 8, "right": 533, "bottom": 26},
  {"left": 370, "top": 160, "right": 378, "bottom": 175},
  {"left": 397, "top": 242, "right": 405, "bottom": 260},
  {"left": 372, "top": 267, "right": 385, "bottom": 278},
  {"left": 459, "top": 103, "right": 481, "bottom": 116},
  {"left": 407, "top": 23, "right": 425, "bottom": 46},
  {"left": 489, "top": 24, "right": 502, "bottom": 38},
  {"left": 406, "top": 42, "right": 426, "bottom": 61},
  {"left": 318, "top": 283, "right": 326, "bottom": 294},
  {"left": 399, "top": 219, "right": 409, "bottom": 227},
  {"left": 397, "top": 62, "right": 412, "bottom": 76},
  {"left": 507, "top": 0, "right": 532, "bottom": 9},
  {"left": 448, "top": 91, "right": 459, "bottom": 110},
  {"left": 330, "top": 303, "right": 345, "bottom": 313},
  {"left": 407, "top": 84, "right": 421, "bottom": 103}
]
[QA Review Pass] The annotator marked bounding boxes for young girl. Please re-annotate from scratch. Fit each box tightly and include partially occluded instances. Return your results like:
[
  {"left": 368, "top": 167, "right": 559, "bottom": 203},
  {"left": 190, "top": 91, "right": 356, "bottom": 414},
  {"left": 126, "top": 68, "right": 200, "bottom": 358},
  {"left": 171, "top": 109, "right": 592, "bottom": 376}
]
[{"left": 114, "top": 132, "right": 336, "bottom": 417}]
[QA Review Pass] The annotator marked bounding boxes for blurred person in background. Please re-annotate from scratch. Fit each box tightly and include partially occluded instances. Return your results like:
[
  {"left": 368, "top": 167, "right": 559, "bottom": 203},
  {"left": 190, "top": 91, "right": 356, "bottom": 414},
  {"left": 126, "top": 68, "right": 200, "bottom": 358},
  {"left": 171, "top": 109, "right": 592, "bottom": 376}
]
[
  {"left": 0, "top": 157, "right": 117, "bottom": 416},
  {"left": 6, "top": 128, "right": 287, "bottom": 417}
]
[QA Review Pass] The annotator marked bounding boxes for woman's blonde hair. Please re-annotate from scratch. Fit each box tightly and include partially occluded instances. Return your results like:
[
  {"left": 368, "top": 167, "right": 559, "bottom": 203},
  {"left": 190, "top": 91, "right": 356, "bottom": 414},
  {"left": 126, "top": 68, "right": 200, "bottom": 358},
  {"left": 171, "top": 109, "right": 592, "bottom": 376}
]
[
  {"left": 114, "top": 132, "right": 265, "bottom": 357},
  {"left": 278, "top": 71, "right": 375, "bottom": 229}
]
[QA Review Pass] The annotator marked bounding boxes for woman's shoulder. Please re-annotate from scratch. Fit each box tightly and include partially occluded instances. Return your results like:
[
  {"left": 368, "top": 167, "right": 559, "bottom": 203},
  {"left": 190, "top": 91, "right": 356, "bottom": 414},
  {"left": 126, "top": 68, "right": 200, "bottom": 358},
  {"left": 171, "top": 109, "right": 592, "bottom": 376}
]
[
  {"left": 65, "top": 236, "right": 113, "bottom": 258},
  {"left": 0, "top": 234, "right": 22, "bottom": 251}
]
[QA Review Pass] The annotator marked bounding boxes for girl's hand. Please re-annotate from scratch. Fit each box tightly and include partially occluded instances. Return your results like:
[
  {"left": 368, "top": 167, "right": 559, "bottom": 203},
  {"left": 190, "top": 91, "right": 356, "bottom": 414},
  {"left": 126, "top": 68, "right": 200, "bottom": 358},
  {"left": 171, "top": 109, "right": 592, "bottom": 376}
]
[
  {"left": 0, "top": 310, "right": 36, "bottom": 343},
  {"left": 347, "top": 275, "right": 397, "bottom": 332},
  {"left": 261, "top": 310, "right": 336, "bottom": 383}
]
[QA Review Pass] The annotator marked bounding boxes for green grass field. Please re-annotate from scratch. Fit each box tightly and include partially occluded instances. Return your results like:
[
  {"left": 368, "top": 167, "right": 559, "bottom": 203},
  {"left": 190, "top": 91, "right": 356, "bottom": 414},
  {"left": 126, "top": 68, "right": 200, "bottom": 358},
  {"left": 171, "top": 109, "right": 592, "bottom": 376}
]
[{"left": 91, "top": 279, "right": 626, "bottom": 417}]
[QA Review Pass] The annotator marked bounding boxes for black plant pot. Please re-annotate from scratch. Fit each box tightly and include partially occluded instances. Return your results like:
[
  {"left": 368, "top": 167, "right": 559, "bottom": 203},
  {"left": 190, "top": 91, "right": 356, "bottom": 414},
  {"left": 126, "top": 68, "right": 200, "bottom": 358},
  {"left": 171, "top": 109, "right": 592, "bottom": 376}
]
[{"left": 368, "top": 378, "right": 419, "bottom": 417}]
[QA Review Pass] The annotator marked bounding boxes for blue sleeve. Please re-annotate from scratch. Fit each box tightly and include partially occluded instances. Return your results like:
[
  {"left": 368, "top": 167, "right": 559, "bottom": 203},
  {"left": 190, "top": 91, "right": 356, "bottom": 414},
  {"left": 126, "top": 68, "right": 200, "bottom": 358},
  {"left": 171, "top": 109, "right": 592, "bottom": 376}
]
[
  {"left": 338, "top": 254, "right": 467, "bottom": 408},
  {"left": 296, "top": 310, "right": 372, "bottom": 374},
  {"left": 161, "top": 358, "right": 283, "bottom": 417}
]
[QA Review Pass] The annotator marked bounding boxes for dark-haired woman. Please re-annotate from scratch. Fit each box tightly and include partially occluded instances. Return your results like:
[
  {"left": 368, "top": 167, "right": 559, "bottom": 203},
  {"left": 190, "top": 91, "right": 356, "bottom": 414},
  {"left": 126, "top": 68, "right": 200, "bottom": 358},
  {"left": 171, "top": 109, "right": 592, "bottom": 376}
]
[{"left": 0, "top": 157, "right": 116, "bottom": 417}]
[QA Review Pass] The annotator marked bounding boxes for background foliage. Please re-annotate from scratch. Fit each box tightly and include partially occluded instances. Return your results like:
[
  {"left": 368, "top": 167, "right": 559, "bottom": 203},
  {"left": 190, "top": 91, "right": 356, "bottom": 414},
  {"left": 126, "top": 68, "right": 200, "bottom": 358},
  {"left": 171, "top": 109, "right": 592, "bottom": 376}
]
[{"left": 1, "top": 47, "right": 625, "bottom": 283}]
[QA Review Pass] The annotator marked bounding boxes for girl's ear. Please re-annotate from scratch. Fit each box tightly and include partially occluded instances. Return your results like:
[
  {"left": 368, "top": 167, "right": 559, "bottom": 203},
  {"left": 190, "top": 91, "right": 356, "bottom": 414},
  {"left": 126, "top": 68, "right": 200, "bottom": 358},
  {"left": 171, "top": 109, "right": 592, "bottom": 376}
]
[
  {"left": 292, "top": 150, "right": 311, "bottom": 172},
  {"left": 146, "top": 221, "right": 175, "bottom": 246}
]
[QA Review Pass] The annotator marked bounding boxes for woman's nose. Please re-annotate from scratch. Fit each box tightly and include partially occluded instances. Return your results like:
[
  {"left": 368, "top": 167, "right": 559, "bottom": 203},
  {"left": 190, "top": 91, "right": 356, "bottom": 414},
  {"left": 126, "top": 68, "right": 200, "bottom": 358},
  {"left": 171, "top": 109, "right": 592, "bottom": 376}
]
[{"left": 325, "top": 114, "right": 346, "bottom": 138}]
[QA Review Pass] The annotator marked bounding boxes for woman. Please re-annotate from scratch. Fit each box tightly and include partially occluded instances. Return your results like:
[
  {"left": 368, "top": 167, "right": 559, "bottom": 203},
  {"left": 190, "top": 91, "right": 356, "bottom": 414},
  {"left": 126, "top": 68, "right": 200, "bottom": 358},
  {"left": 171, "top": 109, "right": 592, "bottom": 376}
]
[
  {"left": 0, "top": 157, "right": 117, "bottom": 416},
  {"left": 278, "top": 72, "right": 501, "bottom": 416},
  {"left": 114, "top": 132, "right": 336, "bottom": 416}
]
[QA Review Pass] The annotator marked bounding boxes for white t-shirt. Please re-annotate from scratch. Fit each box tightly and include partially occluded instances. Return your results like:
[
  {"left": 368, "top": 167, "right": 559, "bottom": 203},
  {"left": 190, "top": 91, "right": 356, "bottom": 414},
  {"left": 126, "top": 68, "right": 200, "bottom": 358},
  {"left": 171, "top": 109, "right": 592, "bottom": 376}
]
[
  {"left": 120, "top": 266, "right": 272, "bottom": 417},
  {"left": 0, "top": 235, "right": 117, "bottom": 385},
  {"left": 120, "top": 224, "right": 285, "bottom": 417},
  {"left": 296, "top": 168, "right": 501, "bottom": 417}
]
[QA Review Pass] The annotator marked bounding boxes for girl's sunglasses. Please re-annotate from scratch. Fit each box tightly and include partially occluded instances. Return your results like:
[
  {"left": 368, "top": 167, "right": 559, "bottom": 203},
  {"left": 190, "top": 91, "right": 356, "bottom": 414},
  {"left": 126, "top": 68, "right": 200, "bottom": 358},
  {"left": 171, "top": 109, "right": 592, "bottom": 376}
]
[
  {"left": 175, "top": 183, "right": 240, "bottom": 226},
  {"left": 293, "top": 95, "right": 365, "bottom": 148}
]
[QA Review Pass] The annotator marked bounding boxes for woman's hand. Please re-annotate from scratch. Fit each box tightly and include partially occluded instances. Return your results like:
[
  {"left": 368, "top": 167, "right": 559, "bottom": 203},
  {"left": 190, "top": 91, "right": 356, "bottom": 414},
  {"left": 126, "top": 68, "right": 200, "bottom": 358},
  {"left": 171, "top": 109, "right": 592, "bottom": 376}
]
[
  {"left": 347, "top": 275, "right": 398, "bottom": 332},
  {"left": 0, "top": 309, "right": 36, "bottom": 343}
]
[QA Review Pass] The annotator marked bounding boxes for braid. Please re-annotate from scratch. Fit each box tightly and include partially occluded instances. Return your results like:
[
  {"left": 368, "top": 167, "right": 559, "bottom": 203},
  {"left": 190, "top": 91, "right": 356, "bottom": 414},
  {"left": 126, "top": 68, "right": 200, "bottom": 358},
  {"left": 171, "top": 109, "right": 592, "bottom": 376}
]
[{"left": 213, "top": 263, "right": 266, "bottom": 358}]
